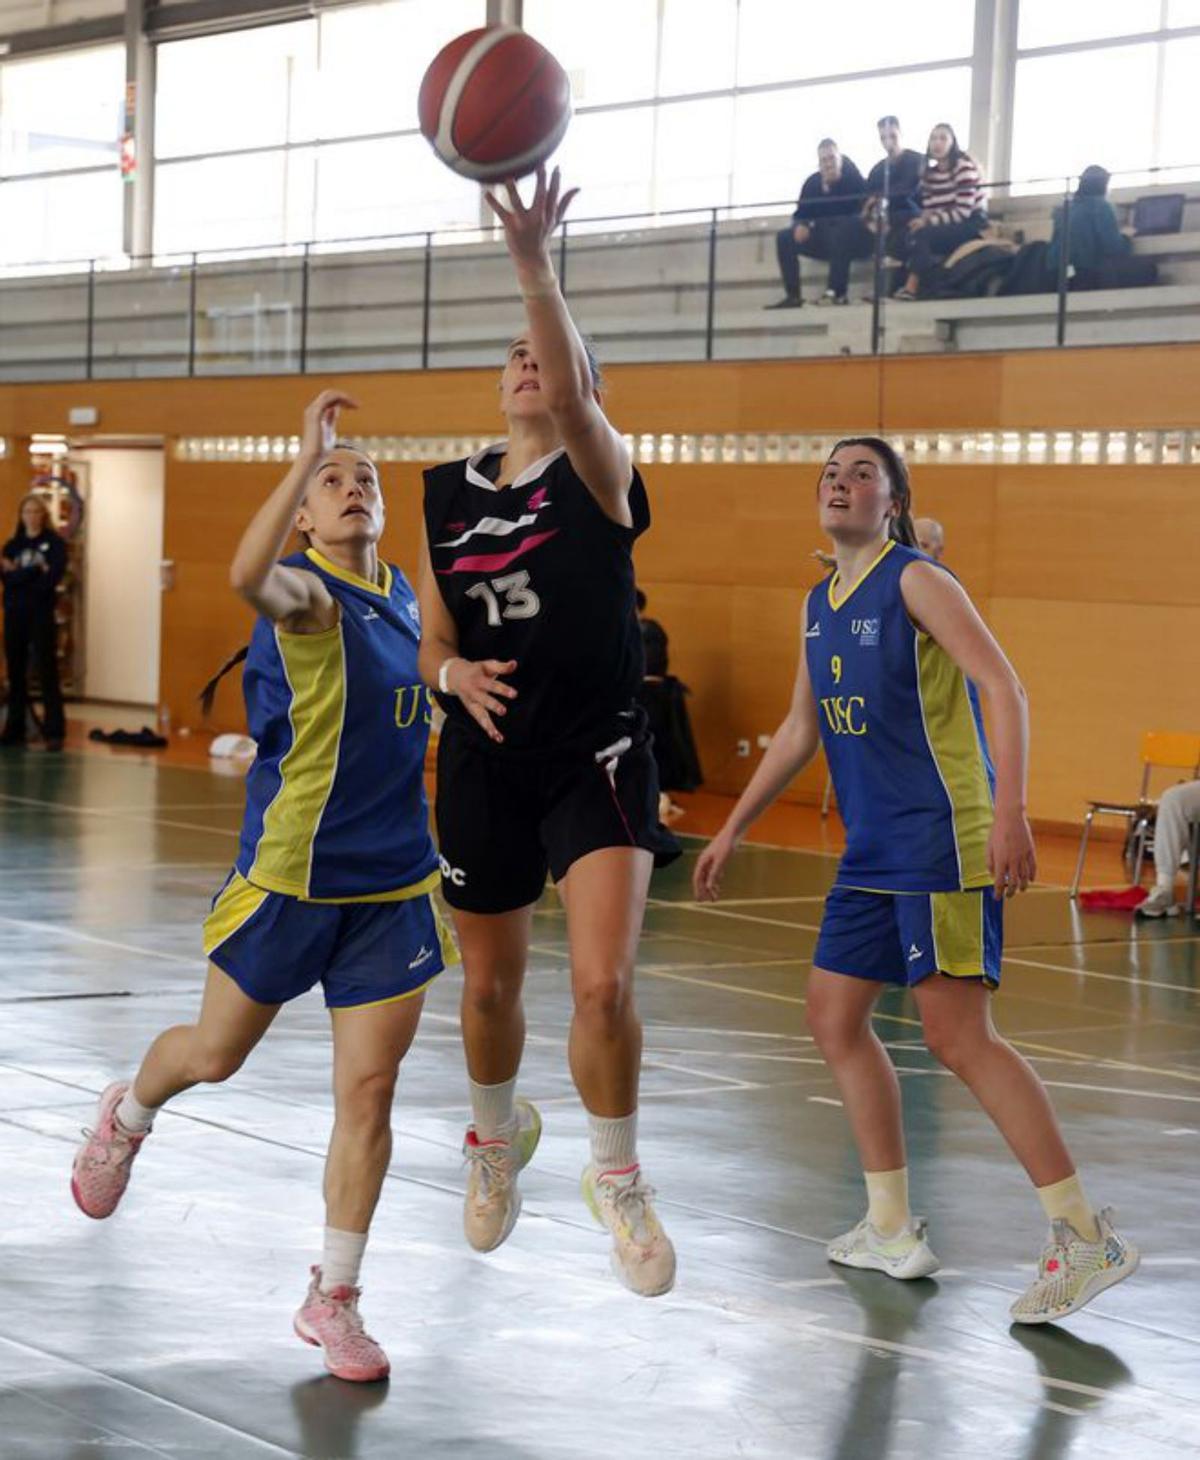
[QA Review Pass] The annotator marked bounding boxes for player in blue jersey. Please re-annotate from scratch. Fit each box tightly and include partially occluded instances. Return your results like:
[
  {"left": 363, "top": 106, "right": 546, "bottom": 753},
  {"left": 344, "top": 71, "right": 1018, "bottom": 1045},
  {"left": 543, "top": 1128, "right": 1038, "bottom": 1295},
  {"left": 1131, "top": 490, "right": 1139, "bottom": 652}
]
[
  {"left": 70, "top": 391, "right": 453, "bottom": 1381},
  {"left": 694, "top": 437, "right": 1137, "bottom": 1325}
]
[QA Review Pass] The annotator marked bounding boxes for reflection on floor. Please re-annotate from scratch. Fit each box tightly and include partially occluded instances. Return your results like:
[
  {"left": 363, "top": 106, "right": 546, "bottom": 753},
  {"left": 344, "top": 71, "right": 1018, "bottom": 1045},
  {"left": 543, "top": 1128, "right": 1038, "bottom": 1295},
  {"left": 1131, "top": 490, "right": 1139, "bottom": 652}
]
[{"left": 1, "top": 749, "right": 1196, "bottom": 1459}]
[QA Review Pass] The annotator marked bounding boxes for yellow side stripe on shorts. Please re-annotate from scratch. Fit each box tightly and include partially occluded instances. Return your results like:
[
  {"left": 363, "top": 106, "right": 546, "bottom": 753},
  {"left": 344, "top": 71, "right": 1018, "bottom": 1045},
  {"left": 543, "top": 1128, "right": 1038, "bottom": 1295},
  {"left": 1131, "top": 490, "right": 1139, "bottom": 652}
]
[
  {"left": 203, "top": 872, "right": 269, "bottom": 957},
  {"left": 930, "top": 890, "right": 986, "bottom": 977}
]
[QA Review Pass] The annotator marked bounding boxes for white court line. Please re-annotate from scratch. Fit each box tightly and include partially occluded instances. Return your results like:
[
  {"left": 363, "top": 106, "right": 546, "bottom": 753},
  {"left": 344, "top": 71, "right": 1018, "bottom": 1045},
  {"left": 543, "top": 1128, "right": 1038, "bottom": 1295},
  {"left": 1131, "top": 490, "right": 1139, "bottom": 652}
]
[
  {"left": 0, "top": 792, "right": 238, "bottom": 840},
  {"left": 807, "top": 1095, "right": 843, "bottom": 1107},
  {"left": 0, "top": 916, "right": 196, "bottom": 966},
  {"left": 647, "top": 898, "right": 822, "bottom": 934}
]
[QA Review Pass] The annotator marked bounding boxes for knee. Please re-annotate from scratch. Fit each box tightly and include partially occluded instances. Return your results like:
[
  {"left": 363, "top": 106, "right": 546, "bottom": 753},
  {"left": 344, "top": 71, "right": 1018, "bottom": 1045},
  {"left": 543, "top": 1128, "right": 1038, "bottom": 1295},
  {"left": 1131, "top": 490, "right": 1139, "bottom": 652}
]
[
  {"left": 337, "top": 1068, "right": 397, "bottom": 1132},
  {"left": 462, "top": 965, "right": 523, "bottom": 1018},
  {"left": 805, "top": 996, "right": 864, "bottom": 1063},
  {"left": 922, "top": 1018, "right": 981, "bottom": 1074},
  {"left": 573, "top": 966, "right": 635, "bottom": 1032},
  {"left": 190, "top": 1038, "right": 248, "bottom": 1086}
]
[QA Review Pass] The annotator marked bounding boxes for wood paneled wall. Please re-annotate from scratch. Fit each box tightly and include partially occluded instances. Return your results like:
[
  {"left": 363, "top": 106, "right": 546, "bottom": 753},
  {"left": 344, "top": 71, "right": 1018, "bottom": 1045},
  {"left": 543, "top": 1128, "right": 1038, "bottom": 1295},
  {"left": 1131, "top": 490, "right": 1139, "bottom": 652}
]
[{"left": 1, "top": 343, "right": 1198, "bottom": 826}]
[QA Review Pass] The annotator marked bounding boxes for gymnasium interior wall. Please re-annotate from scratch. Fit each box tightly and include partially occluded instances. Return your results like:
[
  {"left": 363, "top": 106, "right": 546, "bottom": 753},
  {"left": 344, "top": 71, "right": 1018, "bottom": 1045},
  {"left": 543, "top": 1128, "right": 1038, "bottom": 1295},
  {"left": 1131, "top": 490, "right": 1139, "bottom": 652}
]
[{"left": 0, "top": 342, "right": 1196, "bottom": 828}]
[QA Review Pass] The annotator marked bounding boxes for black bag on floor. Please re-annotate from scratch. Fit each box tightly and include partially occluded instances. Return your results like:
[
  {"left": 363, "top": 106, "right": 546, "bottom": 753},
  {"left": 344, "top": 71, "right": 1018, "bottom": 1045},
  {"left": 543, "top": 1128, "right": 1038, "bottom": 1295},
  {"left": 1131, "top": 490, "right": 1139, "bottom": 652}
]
[
  {"left": 999, "top": 240, "right": 1054, "bottom": 295},
  {"left": 922, "top": 244, "right": 1016, "bottom": 299}
]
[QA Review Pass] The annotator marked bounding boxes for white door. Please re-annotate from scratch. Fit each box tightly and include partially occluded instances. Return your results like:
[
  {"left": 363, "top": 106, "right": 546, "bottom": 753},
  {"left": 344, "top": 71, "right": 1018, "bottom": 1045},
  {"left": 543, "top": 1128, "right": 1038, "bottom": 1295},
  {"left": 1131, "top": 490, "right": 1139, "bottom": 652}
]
[{"left": 75, "top": 446, "right": 165, "bottom": 706}]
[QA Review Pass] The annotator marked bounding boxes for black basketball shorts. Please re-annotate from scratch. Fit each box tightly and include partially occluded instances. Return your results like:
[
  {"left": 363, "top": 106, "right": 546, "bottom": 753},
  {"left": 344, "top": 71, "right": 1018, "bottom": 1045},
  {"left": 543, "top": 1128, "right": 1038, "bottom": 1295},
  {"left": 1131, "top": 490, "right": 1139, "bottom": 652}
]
[{"left": 435, "top": 710, "right": 681, "bottom": 914}]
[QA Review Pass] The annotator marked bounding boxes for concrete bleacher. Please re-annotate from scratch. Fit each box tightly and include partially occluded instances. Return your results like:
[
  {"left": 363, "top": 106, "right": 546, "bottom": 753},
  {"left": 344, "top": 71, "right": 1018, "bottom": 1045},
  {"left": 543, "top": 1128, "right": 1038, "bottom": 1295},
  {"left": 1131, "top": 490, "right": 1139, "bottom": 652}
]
[{"left": 1, "top": 186, "right": 1198, "bottom": 379}]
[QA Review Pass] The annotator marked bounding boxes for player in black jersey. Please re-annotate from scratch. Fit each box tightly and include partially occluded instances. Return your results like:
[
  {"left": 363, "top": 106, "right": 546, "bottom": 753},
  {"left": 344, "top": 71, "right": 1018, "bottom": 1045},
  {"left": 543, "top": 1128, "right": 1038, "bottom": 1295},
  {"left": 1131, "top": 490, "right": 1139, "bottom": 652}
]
[{"left": 418, "top": 166, "right": 679, "bottom": 1297}]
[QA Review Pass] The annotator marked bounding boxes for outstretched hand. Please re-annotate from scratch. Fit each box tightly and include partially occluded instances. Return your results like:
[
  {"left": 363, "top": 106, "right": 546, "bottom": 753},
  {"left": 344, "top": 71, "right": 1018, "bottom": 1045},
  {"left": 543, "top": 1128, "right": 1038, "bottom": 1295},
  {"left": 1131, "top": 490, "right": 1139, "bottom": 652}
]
[
  {"left": 485, "top": 165, "right": 580, "bottom": 273},
  {"left": 301, "top": 389, "right": 359, "bottom": 461}
]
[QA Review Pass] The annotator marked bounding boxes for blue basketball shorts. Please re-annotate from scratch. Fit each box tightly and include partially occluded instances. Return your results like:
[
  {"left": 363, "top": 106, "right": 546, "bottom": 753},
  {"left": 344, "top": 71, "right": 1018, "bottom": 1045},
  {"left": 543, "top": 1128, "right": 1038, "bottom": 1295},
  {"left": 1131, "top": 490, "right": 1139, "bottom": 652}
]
[
  {"left": 813, "top": 886, "right": 1004, "bottom": 989},
  {"left": 202, "top": 870, "right": 458, "bottom": 1008}
]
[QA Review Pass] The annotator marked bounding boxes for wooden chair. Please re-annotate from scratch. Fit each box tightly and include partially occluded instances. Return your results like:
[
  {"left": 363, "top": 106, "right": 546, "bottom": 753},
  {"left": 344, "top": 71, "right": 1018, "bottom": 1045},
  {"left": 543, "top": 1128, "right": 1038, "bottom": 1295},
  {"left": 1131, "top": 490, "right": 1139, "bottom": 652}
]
[{"left": 1071, "top": 730, "right": 1200, "bottom": 898}]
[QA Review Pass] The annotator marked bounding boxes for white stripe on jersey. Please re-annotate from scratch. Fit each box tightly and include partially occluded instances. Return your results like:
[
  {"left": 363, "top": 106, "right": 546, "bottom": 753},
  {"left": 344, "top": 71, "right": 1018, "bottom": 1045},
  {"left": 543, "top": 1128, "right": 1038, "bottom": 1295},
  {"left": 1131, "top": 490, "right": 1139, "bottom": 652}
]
[{"left": 436, "top": 513, "right": 540, "bottom": 549}]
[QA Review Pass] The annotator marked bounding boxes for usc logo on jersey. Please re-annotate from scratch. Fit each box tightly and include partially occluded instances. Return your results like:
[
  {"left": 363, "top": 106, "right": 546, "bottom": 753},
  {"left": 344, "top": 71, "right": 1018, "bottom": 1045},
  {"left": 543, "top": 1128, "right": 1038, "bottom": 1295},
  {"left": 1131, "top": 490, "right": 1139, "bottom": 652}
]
[
  {"left": 819, "top": 695, "right": 868, "bottom": 737},
  {"left": 394, "top": 685, "right": 434, "bottom": 730}
]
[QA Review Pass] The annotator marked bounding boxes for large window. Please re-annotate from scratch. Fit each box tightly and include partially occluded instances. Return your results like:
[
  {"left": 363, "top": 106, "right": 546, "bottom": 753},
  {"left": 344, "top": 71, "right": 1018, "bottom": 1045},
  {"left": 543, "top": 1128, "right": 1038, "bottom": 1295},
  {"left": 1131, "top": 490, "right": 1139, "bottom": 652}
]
[
  {"left": 153, "top": 1, "right": 481, "bottom": 256},
  {"left": 0, "top": 45, "right": 123, "bottom": 267},
  {"left": 1011, "top": 7, "right": 1200, "bottom": 187}
]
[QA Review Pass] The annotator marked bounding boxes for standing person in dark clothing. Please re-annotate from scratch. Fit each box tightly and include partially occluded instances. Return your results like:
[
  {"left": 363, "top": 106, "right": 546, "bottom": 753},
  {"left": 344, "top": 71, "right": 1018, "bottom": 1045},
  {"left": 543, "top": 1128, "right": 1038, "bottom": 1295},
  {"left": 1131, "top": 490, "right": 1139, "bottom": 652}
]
[
  {"left": 822, "top": 117, "right": 925, "bottom": 305},
  {"left": 767, "top": 140, "right": 867, "bottom": 308},
  {"left": 636, "top": 589, "right": 668, "bottom": 677},
  {"left": 635, "top": 589, "right": 702, "bottom": 825},
  {"left": 1, "top": 494, "right": 67, "bottom": 750}
]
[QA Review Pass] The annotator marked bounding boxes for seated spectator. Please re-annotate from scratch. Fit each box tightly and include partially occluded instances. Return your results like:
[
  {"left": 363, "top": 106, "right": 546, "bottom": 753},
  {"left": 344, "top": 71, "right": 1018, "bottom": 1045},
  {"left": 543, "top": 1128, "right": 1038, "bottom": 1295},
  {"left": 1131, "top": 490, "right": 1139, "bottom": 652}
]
[
  {"left": 635, "top": 589, "right": 702, "bottom": 823},
  {"left": 819, "top": 116, "right": 925, "bottom": 305},
  {"left": 893, "top": 123, "right": 987, "bottom": 300},
  {"left": 767, "top": 140, "right": 867, "bottom": 309},
  {"left": 913, "top": 516, "right": 945, "bottom": 560},
  {"left": 1136, "top": 778, "right": 1200, "bottom": 917},
  {"left": 1049, "top": 165, "right": 1147, "bottom": 291},
  {"left": 864, "top": 115, "right": 924, "bottom": 256}
]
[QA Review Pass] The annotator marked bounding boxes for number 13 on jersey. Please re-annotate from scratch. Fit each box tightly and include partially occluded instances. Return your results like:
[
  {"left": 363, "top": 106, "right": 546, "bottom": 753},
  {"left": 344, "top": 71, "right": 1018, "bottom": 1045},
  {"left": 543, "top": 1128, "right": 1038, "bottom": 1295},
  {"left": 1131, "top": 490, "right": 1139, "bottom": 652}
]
[{"left": 465, "top": 570, "right": 541, "bottom": 626}]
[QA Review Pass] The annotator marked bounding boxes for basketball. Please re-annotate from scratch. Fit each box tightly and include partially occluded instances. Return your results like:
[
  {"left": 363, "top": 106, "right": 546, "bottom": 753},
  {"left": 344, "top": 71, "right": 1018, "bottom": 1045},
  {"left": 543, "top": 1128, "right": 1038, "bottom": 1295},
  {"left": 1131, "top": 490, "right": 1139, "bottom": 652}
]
[{"left": 418, "top": 26, "right": 572, "bottom": 184}]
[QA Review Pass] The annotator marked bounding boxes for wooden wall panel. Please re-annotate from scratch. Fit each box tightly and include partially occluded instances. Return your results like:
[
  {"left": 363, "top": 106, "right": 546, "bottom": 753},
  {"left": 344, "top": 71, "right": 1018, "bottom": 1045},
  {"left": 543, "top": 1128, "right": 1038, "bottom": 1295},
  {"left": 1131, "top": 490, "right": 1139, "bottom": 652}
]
[
  {"left": 992, "top": 467, "right": 1200, "bottom": 606},
  {"left": 998, "top": 344, "right": 1200, "bottom": 428},
  {"left": 989, "top": 598, "right": 1200, "bottom": 824}
]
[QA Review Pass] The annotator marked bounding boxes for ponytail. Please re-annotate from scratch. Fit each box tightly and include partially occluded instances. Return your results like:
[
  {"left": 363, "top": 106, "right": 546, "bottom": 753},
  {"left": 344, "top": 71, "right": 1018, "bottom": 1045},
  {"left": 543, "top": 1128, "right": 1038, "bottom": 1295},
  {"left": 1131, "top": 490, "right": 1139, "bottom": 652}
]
[
  {"left": 825, "top": 436, "right": 918, "bottom": 547},
  {"left": 199, "top": 644, "right": 249, "bottom": 717}
]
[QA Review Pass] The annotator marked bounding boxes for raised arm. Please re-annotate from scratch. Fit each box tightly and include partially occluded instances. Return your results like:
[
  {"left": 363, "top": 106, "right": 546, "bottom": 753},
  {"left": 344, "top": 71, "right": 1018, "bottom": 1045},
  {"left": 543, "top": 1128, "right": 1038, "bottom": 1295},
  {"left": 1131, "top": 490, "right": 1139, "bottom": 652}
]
[
  {"left": 693, "top": 596, "right": 823, "bottom": 901},
  {"left": 228, "top": 390, "right": 352, "bottom": 630},
  {"left": 486, "top": 166, "right": 634, "bottom": 527},
  {"left": 900, "top": 561, "right": 1036, "bottom": 896}
]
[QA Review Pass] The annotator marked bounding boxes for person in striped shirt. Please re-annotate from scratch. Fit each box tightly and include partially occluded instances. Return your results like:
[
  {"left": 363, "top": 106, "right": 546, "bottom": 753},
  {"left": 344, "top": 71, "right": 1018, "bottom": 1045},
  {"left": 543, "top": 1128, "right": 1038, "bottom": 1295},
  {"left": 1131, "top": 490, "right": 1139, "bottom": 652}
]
[{"left": 894, "top": 123, "right": 987, "bottom": 300}]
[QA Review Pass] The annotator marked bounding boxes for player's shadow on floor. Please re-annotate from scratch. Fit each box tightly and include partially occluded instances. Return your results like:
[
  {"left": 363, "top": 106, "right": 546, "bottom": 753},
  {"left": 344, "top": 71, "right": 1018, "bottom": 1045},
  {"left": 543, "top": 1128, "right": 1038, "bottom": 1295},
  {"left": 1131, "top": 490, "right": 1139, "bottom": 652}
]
[
  {"left": 824, "top": 1266, "right": 941, "bottom": 1460},
  {"left": 1008, "top": 1323, "right": 1133, "bottom": 1460},
  {"left": 289, "top": 1374, "right": 390, "bottom": 1459}
]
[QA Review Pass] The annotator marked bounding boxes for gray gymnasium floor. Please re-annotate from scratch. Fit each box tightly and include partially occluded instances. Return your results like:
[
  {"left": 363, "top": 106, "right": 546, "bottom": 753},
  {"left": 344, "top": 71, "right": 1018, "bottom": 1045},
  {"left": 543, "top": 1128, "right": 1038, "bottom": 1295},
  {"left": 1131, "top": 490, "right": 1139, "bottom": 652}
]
[{"left": 1, "top": 750, "right": 1198, "bottom": 1460}]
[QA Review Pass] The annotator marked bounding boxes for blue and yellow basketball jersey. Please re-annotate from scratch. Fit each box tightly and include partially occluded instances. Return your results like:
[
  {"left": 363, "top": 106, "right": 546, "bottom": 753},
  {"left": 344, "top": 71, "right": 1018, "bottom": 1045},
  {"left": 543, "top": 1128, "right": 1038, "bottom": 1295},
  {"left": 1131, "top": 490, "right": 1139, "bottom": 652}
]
[
  {"left": 805, "top": 540, "right": 995, "bottom": 893},
  {"left": 235, "top": 547, "right": 438, "bottom": 902}
]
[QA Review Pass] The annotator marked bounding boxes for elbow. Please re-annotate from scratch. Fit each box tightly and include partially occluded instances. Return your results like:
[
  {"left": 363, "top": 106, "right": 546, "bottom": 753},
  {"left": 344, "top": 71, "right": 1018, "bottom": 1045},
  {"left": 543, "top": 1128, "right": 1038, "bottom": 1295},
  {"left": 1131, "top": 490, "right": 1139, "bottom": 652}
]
[
  {"left": 228, "top": 561, "right": 260, "bottom": 600},
  {"left": 542, "top": 384, "right": 593, "bottom": 421}
]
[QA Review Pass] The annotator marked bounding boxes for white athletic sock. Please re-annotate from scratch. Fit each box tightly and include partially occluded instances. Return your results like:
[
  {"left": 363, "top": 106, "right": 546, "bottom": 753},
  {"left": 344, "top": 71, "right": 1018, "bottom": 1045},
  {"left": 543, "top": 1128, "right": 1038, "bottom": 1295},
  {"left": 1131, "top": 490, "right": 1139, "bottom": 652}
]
[
  {"left": 470, "top": 1075, "right": 518, "bottom": 1143},
  {"left": 320, "top": 1227, "right": 369, "bottom": 1292},
  {"left": 115, "top": 1087, "right": 158, "bottom": 1135},
  {"left": 588, "top": 1110, "right": 638, "bottom": 1177}
]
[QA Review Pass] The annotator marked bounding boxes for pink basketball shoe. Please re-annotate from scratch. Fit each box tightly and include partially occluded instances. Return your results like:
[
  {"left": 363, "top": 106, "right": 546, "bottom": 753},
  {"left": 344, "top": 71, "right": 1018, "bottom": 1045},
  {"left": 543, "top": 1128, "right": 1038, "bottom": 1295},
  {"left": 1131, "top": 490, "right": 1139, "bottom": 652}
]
[
  {"left": 71, "top": 1082, "right": 149, "bottom": 1219},
  {"left": 293, "top": 1267, "right": 390, "bottom": 1383}
]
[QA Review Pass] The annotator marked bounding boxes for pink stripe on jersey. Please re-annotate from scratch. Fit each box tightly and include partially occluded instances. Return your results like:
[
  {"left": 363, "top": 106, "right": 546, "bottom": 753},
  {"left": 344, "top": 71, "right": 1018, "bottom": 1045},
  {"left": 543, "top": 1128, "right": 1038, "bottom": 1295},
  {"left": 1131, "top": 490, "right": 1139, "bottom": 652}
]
[{"left": 437, "top": 529, "right": 561, "bottom": 575}]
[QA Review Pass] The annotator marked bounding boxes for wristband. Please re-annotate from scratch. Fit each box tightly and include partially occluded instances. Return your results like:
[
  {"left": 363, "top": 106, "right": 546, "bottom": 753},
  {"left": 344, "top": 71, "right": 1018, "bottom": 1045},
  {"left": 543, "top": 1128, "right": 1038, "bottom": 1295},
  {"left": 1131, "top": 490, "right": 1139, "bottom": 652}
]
[{"left": 437, "top": 657, "right": 461, "bottom": 696}]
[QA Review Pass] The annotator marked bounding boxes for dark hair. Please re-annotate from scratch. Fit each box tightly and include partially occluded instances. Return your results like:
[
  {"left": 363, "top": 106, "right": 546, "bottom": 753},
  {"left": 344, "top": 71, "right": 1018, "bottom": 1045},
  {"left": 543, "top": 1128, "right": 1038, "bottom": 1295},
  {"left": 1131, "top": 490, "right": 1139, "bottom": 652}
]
[
  {"left": 877, "top": 115, "right": 900, "bottom": 130},
  {"left": 1076, "top": 164, "right": 1110, "bottom": 199},
  {"left": 199, "top": 644, "right": 249, "bottom": 717},
  {"left": 817, "top": 137, "right": 838, "bottom": 152},
  {"left": 927, "top": 121, "right": 962, "bottom": 169},
  {"left": 581, "top": 336, "right": 604, "bottom": 392},
  {"left": 823, "top": 437, "right": 918, "bottom": 548},
  {"left": 13, "top": 493, "right": 57, "bottom": 543},
  {"left": 635, "top": 588, "right": 647, "bottom": 611}
]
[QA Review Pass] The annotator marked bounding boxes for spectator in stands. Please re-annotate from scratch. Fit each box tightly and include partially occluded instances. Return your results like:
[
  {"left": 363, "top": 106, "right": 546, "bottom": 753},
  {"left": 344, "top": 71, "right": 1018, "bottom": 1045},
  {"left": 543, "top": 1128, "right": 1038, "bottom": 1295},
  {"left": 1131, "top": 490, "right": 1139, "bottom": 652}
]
[
  {"left": 893, "top": 123, "right": 987, "bottom": 300},
  {"left": 767, "top": 140, "right": 867, "bottom": 309},
  {"left": 819, "top": 117, "right": 925, "bottom": 305},
  {"left": 913, "top": 516, "right": 945, "bottom": 560},
  {"left": 1048, "top": 165, "right": 1140, "bottom": 291},
  {"left": 1, "top": 493, "right": 67, "bottom": 751},
  {"left": 1136, "top": 778, "right": 1200, "bottom": 917}
]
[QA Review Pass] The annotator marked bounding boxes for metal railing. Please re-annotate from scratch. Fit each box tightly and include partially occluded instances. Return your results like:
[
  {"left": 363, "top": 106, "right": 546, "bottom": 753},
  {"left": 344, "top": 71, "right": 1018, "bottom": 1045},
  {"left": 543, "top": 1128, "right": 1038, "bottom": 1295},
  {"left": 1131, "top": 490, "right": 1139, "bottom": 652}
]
[{"left": 0, "top": 162, "right": 1196, "bottom": 381}]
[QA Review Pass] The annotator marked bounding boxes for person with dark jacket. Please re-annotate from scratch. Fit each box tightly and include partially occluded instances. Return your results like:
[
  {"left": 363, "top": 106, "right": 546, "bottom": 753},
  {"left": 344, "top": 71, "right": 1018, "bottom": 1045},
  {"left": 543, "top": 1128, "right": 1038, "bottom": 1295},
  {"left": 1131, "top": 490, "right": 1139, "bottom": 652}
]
[
  {"left": 1, "top": 494, "right": 67, "bottom": 750},
  {"left": 635, "top": 589, "right": 702, "bottom": 822},
  {"left": 820, "top": 116, "right": 926, "bottom": 304},
  {"left": 768, "top": 140, "right": 867, "bottom": 308},
  {"left": 1048, "top": 165, "right": 1142, "bottom": 290}
]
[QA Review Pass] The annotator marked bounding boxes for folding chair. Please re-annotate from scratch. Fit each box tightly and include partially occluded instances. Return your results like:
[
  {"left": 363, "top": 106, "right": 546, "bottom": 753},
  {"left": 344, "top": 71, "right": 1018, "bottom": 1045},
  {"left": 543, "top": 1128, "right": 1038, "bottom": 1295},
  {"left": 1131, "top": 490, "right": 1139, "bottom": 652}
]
[{"left": 1071, "top": 730, "right": 1200, "bottom": 898}]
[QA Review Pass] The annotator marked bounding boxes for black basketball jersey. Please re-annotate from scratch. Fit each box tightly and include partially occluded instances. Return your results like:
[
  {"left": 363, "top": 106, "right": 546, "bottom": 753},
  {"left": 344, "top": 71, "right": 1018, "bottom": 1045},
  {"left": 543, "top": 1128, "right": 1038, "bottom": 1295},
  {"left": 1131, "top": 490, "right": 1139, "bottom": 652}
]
[{"left": 423, "top": 443, "right": 649, "bottom": 752}]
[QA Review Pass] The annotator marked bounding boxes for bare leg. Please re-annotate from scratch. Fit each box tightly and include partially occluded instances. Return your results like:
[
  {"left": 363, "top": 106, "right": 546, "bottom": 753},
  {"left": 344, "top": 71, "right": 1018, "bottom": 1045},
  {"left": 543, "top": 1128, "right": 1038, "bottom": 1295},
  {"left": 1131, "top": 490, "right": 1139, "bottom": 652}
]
[
  {"left": 454, "top": 905, "right": 534, "bottom": 1085},
  {"left": 806, "top": 967, "right": 906, "bottom": 1173},
  {"left": 133, "top": 963, "right": 280, "bottom": 1107},
  {"left": 913, "top": 975, "right": 1074, "bottom": 1187},
  {"left": 561, "top": 847, "right": 653, "bottom": 1116},
  {"left": 324, "top": 994, "right": 425, "bottom": 1232}
]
